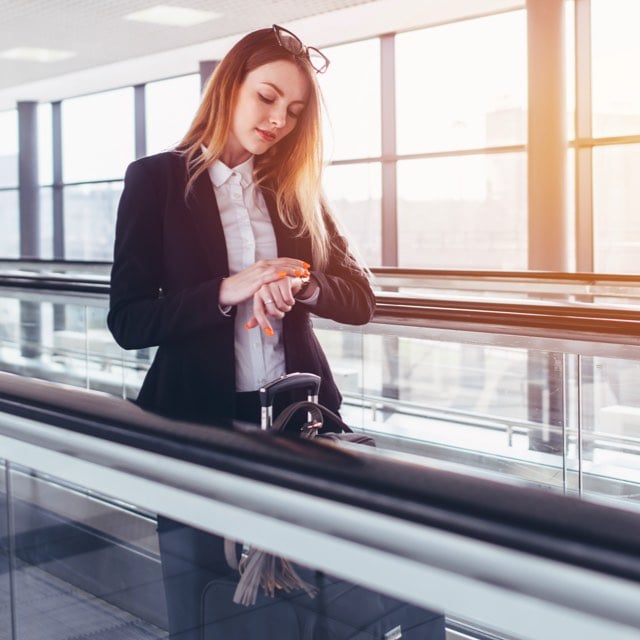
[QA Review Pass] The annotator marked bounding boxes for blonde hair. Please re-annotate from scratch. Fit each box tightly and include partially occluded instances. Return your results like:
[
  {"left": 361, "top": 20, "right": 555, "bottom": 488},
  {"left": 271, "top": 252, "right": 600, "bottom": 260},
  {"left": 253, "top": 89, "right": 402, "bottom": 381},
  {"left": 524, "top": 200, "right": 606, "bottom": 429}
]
[{"left": 178, "top": 27, "right": 330, "bottom": 269}]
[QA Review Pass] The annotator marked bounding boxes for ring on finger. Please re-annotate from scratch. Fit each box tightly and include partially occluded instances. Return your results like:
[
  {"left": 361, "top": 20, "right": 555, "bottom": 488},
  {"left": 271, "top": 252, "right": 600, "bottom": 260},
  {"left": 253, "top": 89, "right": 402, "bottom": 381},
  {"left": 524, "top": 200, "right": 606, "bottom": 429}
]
[{"left": 264, "top": 299, "right": 274, "bottom": 304}]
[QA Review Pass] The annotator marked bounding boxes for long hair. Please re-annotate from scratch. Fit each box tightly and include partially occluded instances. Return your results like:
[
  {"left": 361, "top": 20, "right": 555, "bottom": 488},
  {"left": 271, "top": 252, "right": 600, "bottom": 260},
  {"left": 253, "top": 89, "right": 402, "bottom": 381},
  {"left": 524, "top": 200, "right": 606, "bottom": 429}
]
[{"left": 178, "top": 28, "right": 330, "bottom": 268}]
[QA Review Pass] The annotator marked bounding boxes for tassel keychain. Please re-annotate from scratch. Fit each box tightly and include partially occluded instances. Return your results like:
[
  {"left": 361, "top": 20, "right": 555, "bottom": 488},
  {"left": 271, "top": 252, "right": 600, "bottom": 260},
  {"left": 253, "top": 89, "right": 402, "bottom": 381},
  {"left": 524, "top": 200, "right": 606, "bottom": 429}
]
[{"left": 232, "top": 546, "right": 317, "bottom": 606}]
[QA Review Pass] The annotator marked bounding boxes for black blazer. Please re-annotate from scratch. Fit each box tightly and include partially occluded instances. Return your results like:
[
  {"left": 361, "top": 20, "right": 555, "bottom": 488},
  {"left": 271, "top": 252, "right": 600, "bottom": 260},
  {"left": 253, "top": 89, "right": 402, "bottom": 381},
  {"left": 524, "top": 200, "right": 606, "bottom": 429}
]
[{"left": 107, "top": 151, "right": 375, "bottom": 424}]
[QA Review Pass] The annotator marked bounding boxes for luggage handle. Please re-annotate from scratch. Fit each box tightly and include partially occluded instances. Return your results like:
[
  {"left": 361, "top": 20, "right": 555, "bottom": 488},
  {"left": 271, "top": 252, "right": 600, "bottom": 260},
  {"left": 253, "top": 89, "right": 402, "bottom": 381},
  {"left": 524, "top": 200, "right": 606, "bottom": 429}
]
[{"left": 258, "top": 372, "right": 321, "bottom": 430}]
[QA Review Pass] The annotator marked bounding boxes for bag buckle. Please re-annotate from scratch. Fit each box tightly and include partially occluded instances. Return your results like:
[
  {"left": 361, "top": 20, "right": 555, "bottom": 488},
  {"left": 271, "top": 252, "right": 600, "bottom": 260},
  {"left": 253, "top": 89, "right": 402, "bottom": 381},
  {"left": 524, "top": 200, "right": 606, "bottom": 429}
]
[{"left": 301, "top": 419, "right": 322, "bottom": 439}]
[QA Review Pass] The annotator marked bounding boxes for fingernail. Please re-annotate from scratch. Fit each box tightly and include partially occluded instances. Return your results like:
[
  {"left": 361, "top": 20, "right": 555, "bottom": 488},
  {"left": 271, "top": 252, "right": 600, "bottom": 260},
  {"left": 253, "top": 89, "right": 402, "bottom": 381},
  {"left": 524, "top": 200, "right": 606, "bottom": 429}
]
[
  {"left": 278, "top": 271, "right": 287, "bottom": 278},
  {"left": 244, "top": 322, "right": 252, "bottom": 330},
  {"left": 294, "top": 269, "right": 303, "bottom": 277},
  {"left": 264, "top": 327, "right": 274, "bottom": 337},
  {"left": 302, "top": 262, "right": 311, "bottom": 268}
]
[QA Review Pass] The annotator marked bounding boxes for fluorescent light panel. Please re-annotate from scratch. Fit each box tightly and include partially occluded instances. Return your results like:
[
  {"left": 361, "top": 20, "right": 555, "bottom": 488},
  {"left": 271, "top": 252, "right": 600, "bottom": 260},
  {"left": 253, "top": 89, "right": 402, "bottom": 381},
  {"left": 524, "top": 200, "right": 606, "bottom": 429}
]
[
  {"left": 0, "top": 47, "right": 76, "bottom": 62},
  {"left": 124, "top": 4, "right": 222, "bottom": 27}
]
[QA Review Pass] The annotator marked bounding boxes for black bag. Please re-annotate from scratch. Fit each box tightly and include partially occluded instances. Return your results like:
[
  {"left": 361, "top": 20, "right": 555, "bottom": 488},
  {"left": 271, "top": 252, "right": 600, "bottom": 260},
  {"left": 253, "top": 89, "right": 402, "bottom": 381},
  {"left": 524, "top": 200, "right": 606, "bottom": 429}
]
[{"left": 204, "top": 373, "right": 446, "bottom": 639}]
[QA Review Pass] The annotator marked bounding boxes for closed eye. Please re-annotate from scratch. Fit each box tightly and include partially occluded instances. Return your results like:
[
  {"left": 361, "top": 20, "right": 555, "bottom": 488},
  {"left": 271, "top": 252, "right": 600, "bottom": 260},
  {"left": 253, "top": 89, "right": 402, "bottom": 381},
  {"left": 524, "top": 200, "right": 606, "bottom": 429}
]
[{"left": 258, "top": 93, "right": 274, "bottom": 105}]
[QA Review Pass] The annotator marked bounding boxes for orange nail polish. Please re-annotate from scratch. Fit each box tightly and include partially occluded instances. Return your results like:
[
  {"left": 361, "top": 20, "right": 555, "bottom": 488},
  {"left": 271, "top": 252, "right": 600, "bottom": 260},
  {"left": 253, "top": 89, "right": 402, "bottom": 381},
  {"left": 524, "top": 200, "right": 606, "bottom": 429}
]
[
  {"left": 264, "top": 327, "right": 274, "bottom": 337},
  {"left": 278, "top": 271, "right": 287, "bottom": 278},
  {"left": 302, "top": 262, "right": 311, "bottom": 269},
  {"left": 244, "top": 322, "right": 252, "bottom": 330},
  {"left": 294, "top": 269, "right": 303, "bottom": 277}
]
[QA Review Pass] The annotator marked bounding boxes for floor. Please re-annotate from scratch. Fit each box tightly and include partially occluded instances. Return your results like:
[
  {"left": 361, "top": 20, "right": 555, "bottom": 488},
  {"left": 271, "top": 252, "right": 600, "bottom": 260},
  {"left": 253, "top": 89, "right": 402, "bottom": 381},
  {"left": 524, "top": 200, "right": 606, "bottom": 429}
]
[{"left": 1, "top": 552, "right": 166, "bottom": 640}]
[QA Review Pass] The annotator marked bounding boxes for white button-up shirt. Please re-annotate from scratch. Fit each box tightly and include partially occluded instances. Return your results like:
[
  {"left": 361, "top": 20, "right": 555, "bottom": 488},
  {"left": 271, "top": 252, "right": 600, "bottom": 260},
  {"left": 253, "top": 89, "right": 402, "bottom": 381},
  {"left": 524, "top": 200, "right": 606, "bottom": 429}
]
[{"left": 207, "top": 156, "right": 286, "bottom": 392}]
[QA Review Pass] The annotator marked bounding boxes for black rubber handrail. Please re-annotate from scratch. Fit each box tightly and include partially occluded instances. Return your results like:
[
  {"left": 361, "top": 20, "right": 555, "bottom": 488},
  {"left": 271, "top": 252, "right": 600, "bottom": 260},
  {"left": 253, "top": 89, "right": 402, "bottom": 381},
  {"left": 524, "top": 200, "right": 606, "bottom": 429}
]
[{"left": 1, "top": 371, "right": 640, "bottom": 588}]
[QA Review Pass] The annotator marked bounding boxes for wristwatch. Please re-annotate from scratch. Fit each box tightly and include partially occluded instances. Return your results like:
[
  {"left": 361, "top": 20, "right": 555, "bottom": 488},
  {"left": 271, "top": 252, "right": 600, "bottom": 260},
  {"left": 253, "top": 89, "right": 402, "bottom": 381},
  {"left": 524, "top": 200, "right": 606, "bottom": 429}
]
[{"left": 295, "top": 273, "right": 312, "bottom": 300}]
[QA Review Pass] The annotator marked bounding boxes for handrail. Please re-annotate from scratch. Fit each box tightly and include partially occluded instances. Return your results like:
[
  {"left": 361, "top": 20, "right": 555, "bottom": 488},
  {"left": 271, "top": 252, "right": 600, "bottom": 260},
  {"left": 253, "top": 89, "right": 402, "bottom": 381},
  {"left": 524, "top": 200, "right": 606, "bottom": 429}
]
[
  {"left": 0, "top": 370, "right": 639, "bottom": 585},
  {"left": 3, "top": 260, "right": 640, "bottom": 297},
  {"left": 371, "top": 267, "right": 640, "bottom": 297},
  {"left": 2, "top": 268, "right": 640, "bottom": 341}
]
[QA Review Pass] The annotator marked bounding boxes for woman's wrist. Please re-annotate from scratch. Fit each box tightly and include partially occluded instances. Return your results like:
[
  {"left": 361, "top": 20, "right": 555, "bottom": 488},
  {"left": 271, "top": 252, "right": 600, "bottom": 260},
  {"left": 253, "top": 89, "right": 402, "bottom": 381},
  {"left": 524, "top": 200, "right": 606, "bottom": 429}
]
[{"left": 295, "top": 274, "right": 318, "bottom": 301}]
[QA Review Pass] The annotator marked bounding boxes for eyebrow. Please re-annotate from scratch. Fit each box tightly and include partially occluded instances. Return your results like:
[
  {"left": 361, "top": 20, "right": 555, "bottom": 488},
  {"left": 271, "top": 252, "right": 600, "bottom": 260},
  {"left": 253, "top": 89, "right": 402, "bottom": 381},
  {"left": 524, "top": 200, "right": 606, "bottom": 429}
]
[{"left": 260, "top": 82, "right": 306, "bottom": 105}]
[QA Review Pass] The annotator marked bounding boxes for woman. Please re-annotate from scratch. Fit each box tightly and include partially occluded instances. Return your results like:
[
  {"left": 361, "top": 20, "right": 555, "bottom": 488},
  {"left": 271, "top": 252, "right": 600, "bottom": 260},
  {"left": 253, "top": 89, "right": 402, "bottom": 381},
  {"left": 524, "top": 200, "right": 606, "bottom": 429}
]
[
  {"left": 107, "top": 25, "right": 375, "bottom": 639},
  {"left": 108, "top": 24, "right": 374, "bottom": 427}
]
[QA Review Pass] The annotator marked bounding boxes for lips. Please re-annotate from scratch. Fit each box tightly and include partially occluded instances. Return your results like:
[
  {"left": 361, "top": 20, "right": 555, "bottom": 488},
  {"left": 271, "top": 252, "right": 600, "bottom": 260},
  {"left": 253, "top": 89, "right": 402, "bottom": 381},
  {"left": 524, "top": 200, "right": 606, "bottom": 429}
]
[{"left": 256, "top": 128, "right": 276, "bottom": 142}]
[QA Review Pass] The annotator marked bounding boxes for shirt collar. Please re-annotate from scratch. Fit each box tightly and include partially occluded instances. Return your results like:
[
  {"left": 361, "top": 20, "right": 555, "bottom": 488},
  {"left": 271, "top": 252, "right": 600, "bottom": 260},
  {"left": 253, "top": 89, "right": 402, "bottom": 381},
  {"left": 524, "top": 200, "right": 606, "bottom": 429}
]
[{"left": 209, "top": 155, "right": 255, "bottom": 189}]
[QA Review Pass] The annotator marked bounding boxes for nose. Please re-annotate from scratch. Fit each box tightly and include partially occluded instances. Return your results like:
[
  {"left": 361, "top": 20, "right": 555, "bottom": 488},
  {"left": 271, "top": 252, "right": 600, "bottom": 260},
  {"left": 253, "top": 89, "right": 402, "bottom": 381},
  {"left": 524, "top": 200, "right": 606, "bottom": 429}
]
[{"left": 269, "top": 104, "right": 287, "bottom": 129}]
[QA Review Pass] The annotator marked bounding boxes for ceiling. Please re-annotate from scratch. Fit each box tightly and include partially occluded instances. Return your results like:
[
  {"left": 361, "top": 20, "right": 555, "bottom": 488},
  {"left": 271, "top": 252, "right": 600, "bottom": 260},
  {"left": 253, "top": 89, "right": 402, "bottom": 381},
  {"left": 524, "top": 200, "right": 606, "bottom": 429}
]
[
  {"left": 0, "top": 0, "right": 379, "bottom": 90},
  {"left": 0, "top": 0, "right": 522, "bottom": 110}
]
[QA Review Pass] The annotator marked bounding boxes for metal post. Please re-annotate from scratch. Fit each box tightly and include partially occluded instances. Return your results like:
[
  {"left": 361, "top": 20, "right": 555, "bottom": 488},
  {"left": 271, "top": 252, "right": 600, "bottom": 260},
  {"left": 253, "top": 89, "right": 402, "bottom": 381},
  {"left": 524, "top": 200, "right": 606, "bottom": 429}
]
[
  {"left": 526, "top": 1, "right": 567, "bottom": 453},
  {"left": 199, "top": 60, "right": 219, "bottom": 92},
  {"left": 18, "top": 101, "right": 42, "bottom": 359},
  {"left": 527, "top": 0, "right": 568, "bottom": 271}
]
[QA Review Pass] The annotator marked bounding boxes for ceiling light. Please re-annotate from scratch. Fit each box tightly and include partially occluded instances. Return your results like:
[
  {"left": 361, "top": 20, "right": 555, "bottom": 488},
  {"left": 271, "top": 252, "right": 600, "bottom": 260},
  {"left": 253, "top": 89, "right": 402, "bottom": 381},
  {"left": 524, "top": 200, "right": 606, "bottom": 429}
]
[
  {"left": 124, "top": 5, "right": 222, "bottom": 27},
  {"left": 0, "top": 47, "right": 76, "bottom": 63}
]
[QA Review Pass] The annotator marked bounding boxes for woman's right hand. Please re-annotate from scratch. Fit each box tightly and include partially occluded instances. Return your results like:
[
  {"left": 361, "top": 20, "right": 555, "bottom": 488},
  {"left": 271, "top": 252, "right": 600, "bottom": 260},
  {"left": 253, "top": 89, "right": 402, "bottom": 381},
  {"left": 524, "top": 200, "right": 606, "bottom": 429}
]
[{"left": 218, "top": 258, "right": 310, "bottom": 307}]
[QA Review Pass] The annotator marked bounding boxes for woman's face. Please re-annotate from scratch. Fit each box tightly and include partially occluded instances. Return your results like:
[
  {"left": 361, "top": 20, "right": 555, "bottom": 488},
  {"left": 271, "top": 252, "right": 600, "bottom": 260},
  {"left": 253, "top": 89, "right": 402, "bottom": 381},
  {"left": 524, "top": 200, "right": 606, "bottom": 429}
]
[{"left": 223, "top": 59, "right": 310, "bottom": 167}]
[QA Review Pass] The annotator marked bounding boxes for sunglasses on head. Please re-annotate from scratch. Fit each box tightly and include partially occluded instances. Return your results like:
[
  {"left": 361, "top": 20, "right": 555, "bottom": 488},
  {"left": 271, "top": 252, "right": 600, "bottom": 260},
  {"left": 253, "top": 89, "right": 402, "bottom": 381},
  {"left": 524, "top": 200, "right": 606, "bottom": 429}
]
[{"left": 272, "top": 24, "right": 330, "bottom": 74}]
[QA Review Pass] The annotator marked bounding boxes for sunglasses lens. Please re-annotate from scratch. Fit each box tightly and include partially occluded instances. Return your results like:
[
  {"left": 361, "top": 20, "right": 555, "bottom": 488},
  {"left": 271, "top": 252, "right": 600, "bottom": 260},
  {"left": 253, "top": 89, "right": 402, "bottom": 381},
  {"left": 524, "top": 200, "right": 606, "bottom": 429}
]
[
  {"left": 277, "top": 30, "right": 305, "bottom": 56},
  {"left": 307, "top": 48, "right": 329, "bottom": 73}
]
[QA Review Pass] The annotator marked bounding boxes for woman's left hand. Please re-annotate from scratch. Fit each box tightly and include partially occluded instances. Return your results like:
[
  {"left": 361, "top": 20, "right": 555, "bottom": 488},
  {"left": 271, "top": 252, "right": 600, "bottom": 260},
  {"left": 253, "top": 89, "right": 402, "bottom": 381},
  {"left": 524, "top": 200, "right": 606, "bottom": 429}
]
[{"left": 244, "top": 274, "right": 306, "bottom": 336}]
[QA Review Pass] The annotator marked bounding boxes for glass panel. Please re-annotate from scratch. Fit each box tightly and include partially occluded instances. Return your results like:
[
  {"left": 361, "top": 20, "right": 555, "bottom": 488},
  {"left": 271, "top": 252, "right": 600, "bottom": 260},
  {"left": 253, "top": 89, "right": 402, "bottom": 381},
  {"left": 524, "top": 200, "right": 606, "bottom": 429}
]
[
  {"left": 62, "top": 88, "right": 134, "bottom": 183},
  {"left": 320, "top": 38, "right": 381, "bottom": 161},
  {"left": 2, "top": 462, "right": 446, "bottom": 640},
  {"left": 8, "top": 465, "right": 167, "bottom": 639},
  {"left": 0, "top": 109, "right": 18, "bottom": 188},
  {"left": 330, "top": 329, "right": 565, "bottom": 488},
  {"left": 157, "top": 519, "right": 447, "bottom": 639},
  {"left": 323, "top": 162, "right": 382, "bottom": 267},
  {"left": 146, "top": 74, "right": 200, "bottom": 155},
  {"left": 39, "top": 187, "right": 53, "bottom": 259},
  {"left": 565, "top": 0, "right": 575, "bottom": 141},
  {"left": 566, "top": 148, "right": 576, "bottom": 269},
  {"left": 593, "top": 143, "right": 640, "bottom": 273},
  {"left": 38, "top": 103, "right": 53, "bottom": 186},
  {"left": 577, "top": 356, "right": 640, "bottom": 506},
  {"left": 0, "top": 459, "right": 9, "bottom": 639},
  {"left": 316, "top": 321, "right": 640, "bottom": 510},
  {"left": 0, "top": 189, "right": 19, "bottom": 258},
  {"left": 396, "top": 11, "right": 526, "bottom": 155},
  {"left": 63, "top": 182, "right": 123, "bottom": 260},
  {"left": 397, "top": 153, "right": 527, "bottom": 268},
  {"left": 0, "top": 289, "right": 151, "bottom": 398},
  {"left": 591, "top": 0, "right": 640, "bottom": 138}
]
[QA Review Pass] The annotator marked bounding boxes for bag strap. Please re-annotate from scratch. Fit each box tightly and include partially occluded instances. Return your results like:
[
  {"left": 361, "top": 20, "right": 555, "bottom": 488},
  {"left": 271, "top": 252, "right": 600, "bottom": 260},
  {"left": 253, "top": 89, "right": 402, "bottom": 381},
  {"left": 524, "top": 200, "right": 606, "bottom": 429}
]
[{"left": 270, "top": 400, "right": 353, "bottom": 435}]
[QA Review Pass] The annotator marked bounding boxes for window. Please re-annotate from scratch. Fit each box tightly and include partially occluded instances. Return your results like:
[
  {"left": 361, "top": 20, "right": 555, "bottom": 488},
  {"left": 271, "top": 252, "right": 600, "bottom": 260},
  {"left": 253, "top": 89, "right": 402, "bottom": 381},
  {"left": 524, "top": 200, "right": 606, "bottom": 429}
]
[
  {"left": 0, "top": 110, "right": 18, "bottom": 188},
  {"left": 0, "top": 190, "right": 19, "bottom": 257},
  {"left": 62, "top": 88, "right": 134, "bottom": 183},
  {"left": 593, "top": 144, "right": 640, "bottom": 273},
  {"left": 591, "top": 0, "right": 640, "bottom": 138},
  {"left": 396, "top": 11, "right": 527, "bottom": 155},
  {"left": 63, "top": 183, "right": 123, "bottom": 260},
  {"left": 323, "top": 162, "right": 382, "bottom": 267},
  {"left": 397, "top": 153, "right": 527, "bottom": 269},
  {"left": 146, "top": 74, "right": 201, "bottom": 155},
  {"left": 319, "top": 39, "right": 381, "bottom": 162},
  {"left": 38, "top": 103, "right": 53, "bottom": 186}
]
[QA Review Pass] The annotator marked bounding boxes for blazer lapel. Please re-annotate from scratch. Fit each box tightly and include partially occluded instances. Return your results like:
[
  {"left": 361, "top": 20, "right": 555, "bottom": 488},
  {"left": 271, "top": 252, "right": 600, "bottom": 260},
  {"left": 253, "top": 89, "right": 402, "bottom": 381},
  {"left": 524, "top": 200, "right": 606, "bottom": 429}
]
[
  {"left": 186, "top": 164, "right": 230, "bottom": 276},
  {"left": 261, "top": 186, "right": 308, "bottom": 260}
]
